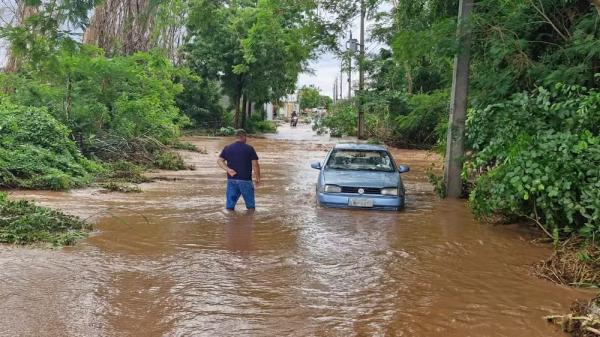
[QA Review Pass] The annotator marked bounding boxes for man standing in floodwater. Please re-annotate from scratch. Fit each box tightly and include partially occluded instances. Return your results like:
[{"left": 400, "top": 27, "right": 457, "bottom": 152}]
[{"left": 217, "top": 129, "right": 261, "bottom": 210}]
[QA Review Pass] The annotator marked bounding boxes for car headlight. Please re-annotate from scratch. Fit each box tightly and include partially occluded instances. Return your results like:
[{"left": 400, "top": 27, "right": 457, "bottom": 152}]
[
  {"left": 324, "top": 184, "right": 342, "bottom": 193},
  {"left": 381, "top": 187, "right": 398, "bottom": 196}
]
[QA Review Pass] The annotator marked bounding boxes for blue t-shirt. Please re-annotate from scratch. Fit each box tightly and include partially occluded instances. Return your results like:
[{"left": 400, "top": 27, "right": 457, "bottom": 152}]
[{"left": 219, "top": 141, "right": 259, "bottom": 181}]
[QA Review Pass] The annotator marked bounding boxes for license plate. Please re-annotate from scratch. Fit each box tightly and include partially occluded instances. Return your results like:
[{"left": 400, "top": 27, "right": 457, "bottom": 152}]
[{"left": 348, "top": 198, "right": 373, "bottom": 208}]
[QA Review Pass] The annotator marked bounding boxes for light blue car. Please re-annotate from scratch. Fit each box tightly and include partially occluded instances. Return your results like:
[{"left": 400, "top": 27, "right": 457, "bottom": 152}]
[{"left": 311, "top": 143, "right": 410, "bottom": 211}]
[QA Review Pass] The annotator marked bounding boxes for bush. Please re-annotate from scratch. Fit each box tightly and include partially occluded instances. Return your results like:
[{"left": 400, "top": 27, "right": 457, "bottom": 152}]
[
  {"left": 0, "top": 100, "right": 97, "bottom": 190},
  {"left": 153, "top": 151, "right": 186, "bottom": 170},
  {"left": 322, "top": 103, "right": 357, "bottom": 137},
  {"left": 98, "top": 160, "right": 151, "bottom": 184},
  {"left": 395, "top": 90, "right": 449, "bottom": 149},
  {"left": 247, "top": 116, "right": 277, "bottom": 134},
  {"left": 1, "top": 48, "right": 188, "bottom": 150},
  {"left": 171, "top": 141, "right": 202, "bottom": 152},
  {"left": 217, "top": 126, "right": 236, "bottom": 136},
  {"left": 466, "top": 84, "right": 600, "bottom": 241},
  {"left": 0, "top": 192, "right": 91, "bottom": 245},
  {"left": 100, "top": 182, "right": 141, "bottom": 193}
]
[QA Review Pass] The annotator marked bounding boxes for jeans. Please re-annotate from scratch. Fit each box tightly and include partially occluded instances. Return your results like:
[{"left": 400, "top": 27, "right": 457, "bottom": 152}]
[{"left": 226, "top": 179, "right": 255, "bottom": 210}]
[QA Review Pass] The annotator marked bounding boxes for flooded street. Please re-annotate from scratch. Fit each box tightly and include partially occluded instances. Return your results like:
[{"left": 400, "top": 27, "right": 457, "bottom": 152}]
[{"left": 0, "top": 124, "right": 589, "bottom": 336}]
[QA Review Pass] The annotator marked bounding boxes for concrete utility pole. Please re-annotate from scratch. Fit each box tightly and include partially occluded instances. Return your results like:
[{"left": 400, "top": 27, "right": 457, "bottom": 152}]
[
  {"left": 444, "top": 0, "right": 474, "bottom": 198},
  {"left": 357, "top": 0, "right": 366, "bottom": 139},
  {"left": 340, "top": 63, "right": 343, "bottom": 101},
  {"left": 333, "top": 79, "right": 337, "bottom": 104},
  {"left": 347, "top": 31, "right": 353, "bottom": 100}
]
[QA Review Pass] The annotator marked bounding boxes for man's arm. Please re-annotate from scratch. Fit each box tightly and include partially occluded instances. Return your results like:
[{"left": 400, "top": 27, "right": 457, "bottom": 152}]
[
  {"left": 217, "top": 157, "right": 237, "bottom": 177},
  {"left": 252, "top": 160, "right": 261, "bottom": 184}
]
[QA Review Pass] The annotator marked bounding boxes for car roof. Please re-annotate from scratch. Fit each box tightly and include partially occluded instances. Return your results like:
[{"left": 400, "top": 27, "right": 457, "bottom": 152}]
[{"left": 333, "top": 143, "right": 388, "bottom": 151}]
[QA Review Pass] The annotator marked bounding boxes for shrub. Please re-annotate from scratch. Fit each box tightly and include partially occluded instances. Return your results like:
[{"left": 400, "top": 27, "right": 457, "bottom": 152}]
[
  {"left": 466, "top": 84, "right": 600, "bottom": 241},
  {"left": 395, "top": 90, "right": 449, "bottom": 149},
  {"left": 153, "top": 151, "right": 186, "bottom": 170},
  {"left": 0, "top": 192, "right": 91, "bottom": 246},
  {"left": 171, "top": 141, "right": 200, "bottom": 152},
  {"left": 0, "top": 100, "right": 97, "bottom": 190},
  {"left": 247, "top": 116, "right": 277, "bottom": 134},
  {"left": 217, "top": 126, "right": 236, "bottom": 136},
  {"left": 322, "top": 103, "right": 357, "bottom": 137},
  {"left": 1, "top": 48, "right": 188, "bottom": 150},
  {"left": 100, "top": 182, "right": 142, "bottom": 193},
  {"left": 98, "top": 160, "right": 151, "bottom": 184}
]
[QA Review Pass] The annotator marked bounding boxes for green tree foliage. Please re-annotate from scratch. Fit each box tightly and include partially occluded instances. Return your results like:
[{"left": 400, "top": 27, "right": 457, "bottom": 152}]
[
  {"left": 469, "top": 0, "right": 599, "bottom": 104},
  {"left": 175, "top": 72, "right": 224, "bottom": 130},
  {"left": 0, "top": 3, "right": 191, "bottom": 190},
  {"left": 1, "top": 47, "right": 187, "bottom": 150},
  {"left": 463, "top": 0, "right": 600, "bottom": 240},
  {"left": 299, "top": 85, "right": 322, "bottom": 109},
  {"left": 325, "top": 0, "right": 457, "bottom": 145},
  {"left": 184, "top": 0, "right": 316, "bottom": 128},
  {"left": 330, "top": 0, "right": 599, "bottom": 241}
]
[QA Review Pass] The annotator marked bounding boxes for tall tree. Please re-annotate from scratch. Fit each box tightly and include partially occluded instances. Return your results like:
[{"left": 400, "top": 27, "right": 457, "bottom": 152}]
[
  {"left": 4, "top": 0, "right": 39, "bottom": 72},
  {"left": 83, "top": 0, "right": 158, "bottom": 55},
  {"left": 184, "top": 0, "right": 316, "bottom": 128},
  {"left": 1, "top": 0, "right": 99, "bottom": 72}
]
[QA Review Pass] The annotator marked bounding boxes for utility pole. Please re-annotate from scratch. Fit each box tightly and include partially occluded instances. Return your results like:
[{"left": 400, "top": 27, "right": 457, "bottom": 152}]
[
  {"left": 444, "top": 0, "right": 473, "bottom": 198},
  {"left": 340, "top": 63, "right": 343, "bottom": 101},
  {"left": 347, "top": 31, "right": 352, "bottom": 100},
  {"left": 333, "top": 79, "right": 337, "bottom": 104},
  {"left": 357, "top": 0, "right": 366, "bottom": 139}
]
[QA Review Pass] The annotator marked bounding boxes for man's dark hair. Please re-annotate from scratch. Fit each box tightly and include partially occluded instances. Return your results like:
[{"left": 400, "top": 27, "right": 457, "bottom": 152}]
[{"left": 235, "top": 129, "right": 247, "bottom": 137}]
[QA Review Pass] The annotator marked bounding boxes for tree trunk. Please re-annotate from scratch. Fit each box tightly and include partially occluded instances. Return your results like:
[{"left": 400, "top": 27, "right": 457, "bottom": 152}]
[
  {"left": 404, "top": 63, "right": 413, "bottom": 94},
  {"left": 246, "top": 99, "right": 252, "bottom": 119},
  {"left": 234, "top": 93, "right": 241, "bottom": 129},
  {"left": 83, "top": 0, "right": 158, "bottom": 55},
  {"left": 241, "top": 95, "right": 248, "bottom": 129},
  {"left": 5, "top": 1, "right": 38, "bottom": 72}
]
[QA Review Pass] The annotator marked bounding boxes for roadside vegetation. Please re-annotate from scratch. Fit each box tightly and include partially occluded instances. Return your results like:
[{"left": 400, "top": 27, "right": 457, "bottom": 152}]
[
  {"left": 0, "top": 0, "right": 329, "bottom": 245},
  {"left": 325, "top": 1, "right": 599, "bottom": 249},
  {"left": 0, "top": 192, "right": 91, "bottom": 246}
]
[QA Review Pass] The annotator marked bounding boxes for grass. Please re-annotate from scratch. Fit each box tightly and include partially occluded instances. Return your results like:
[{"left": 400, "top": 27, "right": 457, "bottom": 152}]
[{"left": 0, "top": 192, "right": 91, "bottom": 246}]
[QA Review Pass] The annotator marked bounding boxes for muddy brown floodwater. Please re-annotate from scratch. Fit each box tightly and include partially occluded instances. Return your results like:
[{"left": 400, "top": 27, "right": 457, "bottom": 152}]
[{"left": 0, "top": 124, "right": 591, "bottom": 337}]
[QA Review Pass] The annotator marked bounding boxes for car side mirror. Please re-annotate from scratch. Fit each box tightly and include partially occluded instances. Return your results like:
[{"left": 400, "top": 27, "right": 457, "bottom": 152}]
[
  {"left": 398, "top": 165, "right": 410, "bottom": 173},
  {"left": 311, "top": 162, "right": 322, "bottom": 170}
]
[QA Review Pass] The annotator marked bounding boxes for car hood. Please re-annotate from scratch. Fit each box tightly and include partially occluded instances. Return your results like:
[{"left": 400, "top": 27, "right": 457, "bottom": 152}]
[{"left": 322, "top": 169, "right": 400, "bottom": 187}]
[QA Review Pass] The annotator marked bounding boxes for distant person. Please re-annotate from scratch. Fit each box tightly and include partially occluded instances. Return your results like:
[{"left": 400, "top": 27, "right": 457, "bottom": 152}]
[
  {"left": 217, "top": 129, "right": 261, "bottom": 210},
  {"left": 290, "top": 111, "right": 298, "bottom": 127}
]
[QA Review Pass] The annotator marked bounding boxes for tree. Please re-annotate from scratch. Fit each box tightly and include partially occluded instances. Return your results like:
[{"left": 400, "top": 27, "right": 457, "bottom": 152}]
[
  {"left": 184, "top": 0, "right": 252, "bottom": 128},
  {"left": 299, "top": 86, "right": 321, "bottom": 109},
  {"left": 4, "top": 0, "right": 39, "bottom": 72},
  {"left": 83, "top": 0, "right": 186, "bottom": 58},
  {"left": 1, "top": 0, "right": 100, "bottom": 72},
  {"left": 184, "top": 0, "right": 316, "bottom": 128}
]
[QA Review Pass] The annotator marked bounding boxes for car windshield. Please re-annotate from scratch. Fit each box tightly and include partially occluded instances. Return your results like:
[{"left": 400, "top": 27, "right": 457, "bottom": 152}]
[{"left": 326, "top": 150, "right": 395, "bottom": 172}]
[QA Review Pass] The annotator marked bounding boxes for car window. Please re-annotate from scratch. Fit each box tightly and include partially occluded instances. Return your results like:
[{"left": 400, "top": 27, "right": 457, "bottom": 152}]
[{"left": 326, "top": 150, "right": 395, "bottom": 172}]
